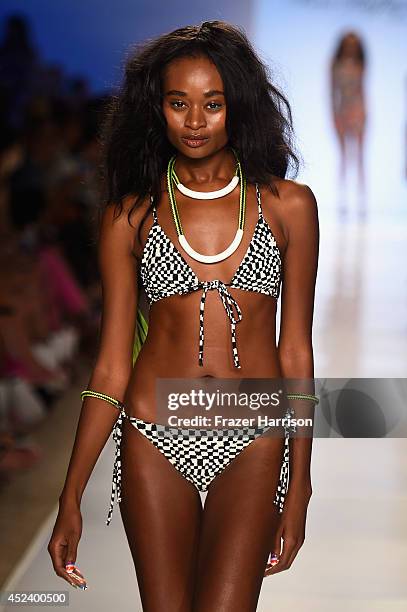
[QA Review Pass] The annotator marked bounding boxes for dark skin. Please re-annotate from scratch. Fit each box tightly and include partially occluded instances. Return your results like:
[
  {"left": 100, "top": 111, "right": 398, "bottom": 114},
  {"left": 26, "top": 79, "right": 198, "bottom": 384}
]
[{"left": 48, "top": 55, "right": 319, "bottom": 609}]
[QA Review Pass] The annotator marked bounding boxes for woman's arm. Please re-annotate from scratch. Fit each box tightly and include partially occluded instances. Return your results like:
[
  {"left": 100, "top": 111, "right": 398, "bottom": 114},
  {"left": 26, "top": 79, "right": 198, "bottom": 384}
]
[
  {"left": 277, "top": 182, "right": 319, "bottom": 492},
  {"left": 59, "top": 198, "right": 140, "bottom": 507},
  {"left": 265, "top": 181, "right": 319, "bottom": 577}
]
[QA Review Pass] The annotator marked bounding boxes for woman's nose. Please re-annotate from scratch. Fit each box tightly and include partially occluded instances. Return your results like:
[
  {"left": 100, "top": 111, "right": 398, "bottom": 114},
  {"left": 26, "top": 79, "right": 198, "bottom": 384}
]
[{"left": 185, "top": 105, "right": 206, "bottom": 129}]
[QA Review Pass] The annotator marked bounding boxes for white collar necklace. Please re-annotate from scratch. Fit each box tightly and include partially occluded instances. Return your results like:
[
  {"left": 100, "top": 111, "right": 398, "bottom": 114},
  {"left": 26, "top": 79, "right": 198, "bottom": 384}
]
[{"left": 171, "top": 164, "right": 240, "bottom": 200}]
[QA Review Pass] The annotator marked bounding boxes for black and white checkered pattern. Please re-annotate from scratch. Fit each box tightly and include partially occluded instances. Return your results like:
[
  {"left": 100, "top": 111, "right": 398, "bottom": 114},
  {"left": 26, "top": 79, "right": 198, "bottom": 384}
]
[
  {"left": 275, "top": 432, "right": 290, "bottom": 513},
  {"left": 229, "top": 184, "right": 282, "bottom": 299},
  {"left": 140, "top": 183, "right": 282, "bottom": 369},
  {"left": 106, "top": 408, "right": 291, "bottom": 525}
]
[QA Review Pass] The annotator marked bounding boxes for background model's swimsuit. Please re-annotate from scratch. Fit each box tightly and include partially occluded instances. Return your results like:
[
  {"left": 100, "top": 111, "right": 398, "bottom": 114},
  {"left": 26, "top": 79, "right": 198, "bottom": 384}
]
[
  {"left": 332, "top": 57, "right": 366, "bottom": 136},
  {"left": 140, "top": 182, "right": 282, "bottom": 369},
  {"left": 104, "top": 182, "right": 289, "bottom": 526}
]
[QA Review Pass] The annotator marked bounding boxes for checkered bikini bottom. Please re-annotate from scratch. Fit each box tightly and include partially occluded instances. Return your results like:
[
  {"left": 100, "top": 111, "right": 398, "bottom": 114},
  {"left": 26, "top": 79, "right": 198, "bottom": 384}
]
[{"left": 106, "top": 407, "right": 291, "bottom": 526}]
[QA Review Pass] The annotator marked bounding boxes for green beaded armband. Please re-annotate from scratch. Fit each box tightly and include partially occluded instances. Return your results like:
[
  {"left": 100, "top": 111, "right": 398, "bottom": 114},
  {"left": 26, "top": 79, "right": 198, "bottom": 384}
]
[
  {"left": 285, "top": 392, "right": 319, "bottom": 405},
  {"left": 81, "top": 389, "right": 123, "bottom": 409}
]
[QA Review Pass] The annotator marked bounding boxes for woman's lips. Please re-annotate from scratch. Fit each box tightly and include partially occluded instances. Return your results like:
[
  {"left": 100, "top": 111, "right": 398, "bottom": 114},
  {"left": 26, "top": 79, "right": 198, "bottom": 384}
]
[{"left": 181, "top": 137, "right": 209, "bottom": 148}]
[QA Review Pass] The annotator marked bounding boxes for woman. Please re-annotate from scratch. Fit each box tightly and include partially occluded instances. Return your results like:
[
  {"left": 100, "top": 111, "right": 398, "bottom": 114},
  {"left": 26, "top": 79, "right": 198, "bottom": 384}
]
[
  {"left": 331, "top": 30, "right": 367, "bottom": 214},
  {"left": 48, "top": 21, "right": 319, "bottom": 610}
]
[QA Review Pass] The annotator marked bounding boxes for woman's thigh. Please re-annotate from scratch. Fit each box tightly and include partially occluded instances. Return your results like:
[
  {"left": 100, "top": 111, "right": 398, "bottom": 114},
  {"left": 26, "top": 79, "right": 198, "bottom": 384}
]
[
  {"left": 193, "top": 434, "right": 285, "bottom": 612},
  {"left": 119, "top": 418, "right": 203, "bottom": 612}
]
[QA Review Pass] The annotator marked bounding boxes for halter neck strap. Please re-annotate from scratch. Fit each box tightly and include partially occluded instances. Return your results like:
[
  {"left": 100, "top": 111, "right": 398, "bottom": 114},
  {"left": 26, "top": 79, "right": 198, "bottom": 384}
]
[
  {"left": 150, "top": 193, "right": 158, "bottom": 224},
  {"left": 255, "top": 183, "right": 263, "bottom": 219}
]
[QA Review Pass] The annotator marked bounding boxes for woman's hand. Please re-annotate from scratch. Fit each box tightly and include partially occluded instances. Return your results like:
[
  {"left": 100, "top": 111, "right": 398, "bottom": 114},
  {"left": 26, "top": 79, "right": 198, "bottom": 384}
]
[
  {"left": 264, "top": 482, "right": 312, "bottom": 577},
  {"left": 47, "top": 498, "right": 87, "bottom": 589}
]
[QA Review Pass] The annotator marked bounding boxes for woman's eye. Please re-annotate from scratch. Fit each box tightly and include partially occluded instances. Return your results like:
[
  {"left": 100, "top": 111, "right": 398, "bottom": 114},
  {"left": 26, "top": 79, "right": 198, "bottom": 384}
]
[
  {"left": 171, "top": 101, "right": 185, "bottom": 109},
  {"left": 207, "top": 102, "right": 222, "bottom": 110}
]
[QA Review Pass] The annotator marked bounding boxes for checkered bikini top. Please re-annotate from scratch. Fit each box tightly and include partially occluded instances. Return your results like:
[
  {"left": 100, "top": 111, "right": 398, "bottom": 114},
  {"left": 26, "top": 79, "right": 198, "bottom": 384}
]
[{"left": 140, "top": 182, "right": 282, "bottom": 369}]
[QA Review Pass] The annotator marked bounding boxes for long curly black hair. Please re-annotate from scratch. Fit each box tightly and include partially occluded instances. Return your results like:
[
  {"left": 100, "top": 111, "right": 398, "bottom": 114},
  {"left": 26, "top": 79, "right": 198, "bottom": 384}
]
[{"left": 98, "top": 20, "right": 301, "bottom": 239}]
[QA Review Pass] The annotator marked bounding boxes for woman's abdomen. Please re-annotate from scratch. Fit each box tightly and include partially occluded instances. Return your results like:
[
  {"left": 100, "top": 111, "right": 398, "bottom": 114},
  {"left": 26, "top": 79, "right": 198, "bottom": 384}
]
[{"left": 125, "top": 290, "right": 282, "bottom": 421}]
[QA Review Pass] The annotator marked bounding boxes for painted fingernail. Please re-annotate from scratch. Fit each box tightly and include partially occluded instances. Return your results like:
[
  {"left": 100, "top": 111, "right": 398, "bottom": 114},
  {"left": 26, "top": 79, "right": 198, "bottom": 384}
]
[
  {"left": 267, "top": 554, "right": 279, "bottom": 567},
  {"left": 75, "top": 581, "right": 88, "bottom": 590}
]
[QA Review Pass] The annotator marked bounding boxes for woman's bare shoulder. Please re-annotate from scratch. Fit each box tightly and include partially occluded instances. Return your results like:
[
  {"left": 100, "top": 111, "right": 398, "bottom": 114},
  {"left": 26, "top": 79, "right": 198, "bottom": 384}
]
[
  {"left": 117, "top": 192, "right": 151, "bottom": 222},
  {"left": 279, "top": 179, "right": 319, "bottom": 246},
  {"left": 261, "top": 177, "right": 318, "bottom": 247},
  {"left": 99, "top": 192, "right": 152, "bottom": 258},
  {"left": 268, "top": 176, "right": 316, "bottom": 202},
  {"left": 266, "top": 177, "right": 317, "bottom": 218}
]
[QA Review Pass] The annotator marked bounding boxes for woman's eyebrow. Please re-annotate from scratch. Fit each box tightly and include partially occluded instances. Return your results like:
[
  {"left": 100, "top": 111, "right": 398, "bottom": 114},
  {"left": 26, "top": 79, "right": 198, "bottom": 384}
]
[{"left": 165, "top": 89, "right": 225, "bottom": 97}]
